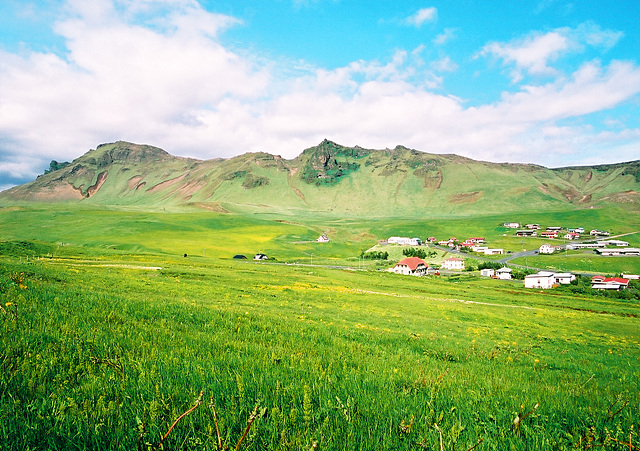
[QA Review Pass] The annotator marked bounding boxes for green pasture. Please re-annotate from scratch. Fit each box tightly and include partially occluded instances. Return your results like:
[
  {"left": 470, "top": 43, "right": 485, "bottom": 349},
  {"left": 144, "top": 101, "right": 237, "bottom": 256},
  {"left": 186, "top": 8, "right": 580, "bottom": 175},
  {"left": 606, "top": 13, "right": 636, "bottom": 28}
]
[
  {"left": 1, "top": 204, "right": 640, "bottom": 449},
  {"left": 1, "top": 248, "right": 639, "bottom": 450}
]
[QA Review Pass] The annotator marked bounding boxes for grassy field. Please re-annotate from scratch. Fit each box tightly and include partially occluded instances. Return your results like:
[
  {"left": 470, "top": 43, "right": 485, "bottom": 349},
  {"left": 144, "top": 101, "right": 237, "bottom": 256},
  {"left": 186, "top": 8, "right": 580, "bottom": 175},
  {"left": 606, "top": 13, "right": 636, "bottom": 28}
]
[{"left": 1, "top": 205, "right": 640, "bottom": 450}]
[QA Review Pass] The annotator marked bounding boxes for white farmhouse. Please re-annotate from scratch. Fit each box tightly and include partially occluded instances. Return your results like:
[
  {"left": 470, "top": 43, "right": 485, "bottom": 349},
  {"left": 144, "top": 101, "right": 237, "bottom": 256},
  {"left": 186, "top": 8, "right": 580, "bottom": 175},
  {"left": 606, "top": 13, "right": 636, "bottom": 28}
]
[
  {"left": 480, "top": 268, "right": 495, "bottom": 277},
  {"left": 553, "top": 273, "right": 576, "bottom": 284},
  {"left": 442, "top": 257, "right": 465, "bottom": 270},
  {"left": 539, "top": 244, "right": 555, "bottom": 254},
  {"left": 496, "top": 267, "right": 512, "bottom": 280},
  {"left": 390, "top": 257, "right": 427, "bottom": 276},
  {"left": 388, "top": 237, "right": 421, "bottom": 246},
  {"left": 524, "top": 271, "right": 556, "bottom": 289}
]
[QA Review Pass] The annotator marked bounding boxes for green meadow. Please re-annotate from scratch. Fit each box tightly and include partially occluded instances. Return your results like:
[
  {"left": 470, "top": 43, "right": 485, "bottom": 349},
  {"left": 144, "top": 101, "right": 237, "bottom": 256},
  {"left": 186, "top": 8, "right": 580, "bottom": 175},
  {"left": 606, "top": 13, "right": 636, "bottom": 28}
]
[{"left": 1, "top": 204, "right": 639, "bottom": 450}]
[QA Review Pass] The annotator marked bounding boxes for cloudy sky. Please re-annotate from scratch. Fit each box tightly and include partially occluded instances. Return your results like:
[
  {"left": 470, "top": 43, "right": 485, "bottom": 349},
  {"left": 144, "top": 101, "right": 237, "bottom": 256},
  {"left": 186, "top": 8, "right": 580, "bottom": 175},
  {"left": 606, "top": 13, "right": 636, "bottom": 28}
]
[{"left": 1, "top": 0, "right": 639, "bottom": 190}]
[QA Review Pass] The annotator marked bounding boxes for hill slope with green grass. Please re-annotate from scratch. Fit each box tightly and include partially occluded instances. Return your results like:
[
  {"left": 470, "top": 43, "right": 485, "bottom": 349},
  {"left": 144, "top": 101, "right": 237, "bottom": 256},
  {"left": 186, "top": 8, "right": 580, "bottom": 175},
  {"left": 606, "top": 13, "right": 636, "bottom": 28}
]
[{"left": 2, "top": 140, "right": 639, "bottom": 217}]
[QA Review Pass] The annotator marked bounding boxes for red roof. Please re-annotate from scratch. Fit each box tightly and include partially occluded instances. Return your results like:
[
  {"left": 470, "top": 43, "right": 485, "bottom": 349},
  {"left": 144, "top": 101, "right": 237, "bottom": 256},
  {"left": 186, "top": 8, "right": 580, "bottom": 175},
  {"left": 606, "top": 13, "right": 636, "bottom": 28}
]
[
  {"left": 592, "top": 276, "right": 629, "bottom": 284},
  {"left": 396, "top": 257, "right": 426, "bottom": 271}
]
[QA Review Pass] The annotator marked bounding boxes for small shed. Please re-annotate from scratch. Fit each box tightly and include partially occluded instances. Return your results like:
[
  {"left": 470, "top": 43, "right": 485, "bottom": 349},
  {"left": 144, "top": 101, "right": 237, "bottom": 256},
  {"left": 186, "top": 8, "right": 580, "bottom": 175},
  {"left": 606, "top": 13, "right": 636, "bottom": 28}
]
[{"left": 233, "top": 254, "right": 247, "bottom": 260}]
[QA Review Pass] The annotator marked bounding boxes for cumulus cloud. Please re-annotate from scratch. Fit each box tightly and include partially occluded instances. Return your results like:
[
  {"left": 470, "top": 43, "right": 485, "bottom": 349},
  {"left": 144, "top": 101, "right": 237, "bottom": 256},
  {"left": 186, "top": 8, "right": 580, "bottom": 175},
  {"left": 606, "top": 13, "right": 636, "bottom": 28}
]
[
  {"left": 405, "top": 7, "right": 437, "bottom": 27},
  {"left": 0, "top": 2, "right": 639, "bottom": 189},
  {"left": 479, "top": 23, "right": 625, "bottom": 83}
]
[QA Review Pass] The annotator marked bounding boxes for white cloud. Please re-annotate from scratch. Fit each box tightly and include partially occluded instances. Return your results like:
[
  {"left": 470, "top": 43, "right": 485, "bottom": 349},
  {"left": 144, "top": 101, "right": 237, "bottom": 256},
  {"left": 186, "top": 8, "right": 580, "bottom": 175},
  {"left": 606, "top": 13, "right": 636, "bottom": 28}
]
[
  {"left": 433, "top": 28, "right": 457, "bottom": 45},
  {"left": 405, "top": 7, "right": 437, "bottom": 28},
  {"left": 431, "top": 56, "right": 457, "bottom": 73},
  {"left": 480, "top": 31, "right": 569, "bottom": 82},
  {"left": 0, "top": 2, "right": 639, "bottom": 190},
  {"left": 480, "top": 23, "right": 624, "bottom": 83}
]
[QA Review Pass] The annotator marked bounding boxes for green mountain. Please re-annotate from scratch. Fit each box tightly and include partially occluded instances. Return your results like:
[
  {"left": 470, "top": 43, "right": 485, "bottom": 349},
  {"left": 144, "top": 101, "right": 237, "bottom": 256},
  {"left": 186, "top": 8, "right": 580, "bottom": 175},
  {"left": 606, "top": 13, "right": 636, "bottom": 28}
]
[{"left": 2, "top": 140, "right": 639, "bottom": 217}]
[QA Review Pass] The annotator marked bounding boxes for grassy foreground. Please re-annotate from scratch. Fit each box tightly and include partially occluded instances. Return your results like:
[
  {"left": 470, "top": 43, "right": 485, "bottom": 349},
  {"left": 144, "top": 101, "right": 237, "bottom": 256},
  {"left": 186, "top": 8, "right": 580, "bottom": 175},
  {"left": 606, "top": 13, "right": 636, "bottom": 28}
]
[
  {"left": 1, "top": 205, "right": 639, "bottom": 450},
  {"left": 1, "top": 246, "right": 639, "bottom": 450}
]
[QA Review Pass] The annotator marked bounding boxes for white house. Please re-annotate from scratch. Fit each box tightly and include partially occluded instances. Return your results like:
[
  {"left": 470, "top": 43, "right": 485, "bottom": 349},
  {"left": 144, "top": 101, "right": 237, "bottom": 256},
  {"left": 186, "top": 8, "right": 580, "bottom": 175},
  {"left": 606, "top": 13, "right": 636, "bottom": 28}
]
[
  {"left": 317, "top": 234, "right": 330, "bottom": 243},
  {"left": 442, "top": 257, "right": 465, "bottom": 270},
  {"left": 480, "top": 268, "right": 495, "bottom": 277},
  {"left": 539, "top": 244, "right": 555, "bottom": 254},
  {"left": 597, "top": 240, "right": 629, "bottom": 247},
  {"left": 524, "top": 272, "right": 556, "bottom": 289},
  {"left": 504, "top": 222, "right": 520, "bottom": 228},
  {"left": 388, "top": 236, "right": 421, "bottom": 246},
  {"left": 472, "top": 245, "right": 489, "bottom": 253},
  {"left": 591, "top": 276, "right": 629, "bottom": 290},
  {"left": 553, "top": 273, "right": 576, "bottom": 284},
  {"left": 595, "top": 248, "right": 640, "bottom": 256},
  {"left": 484, "top": 248, "right": 504, "bottom": 255},
  {"left": 496, "top": 267, "right": 512, "bottom": 280},
  {"left": 390, "top": 257, "right": 427, "bottom": 276}
]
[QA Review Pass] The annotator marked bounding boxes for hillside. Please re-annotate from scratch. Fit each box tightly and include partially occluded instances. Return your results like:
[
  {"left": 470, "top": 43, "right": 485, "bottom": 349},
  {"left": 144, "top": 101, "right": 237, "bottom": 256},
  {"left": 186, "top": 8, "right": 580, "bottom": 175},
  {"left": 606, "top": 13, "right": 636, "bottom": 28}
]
[{"left": 1, "top": 140, "right": 639, "bottom": 217}]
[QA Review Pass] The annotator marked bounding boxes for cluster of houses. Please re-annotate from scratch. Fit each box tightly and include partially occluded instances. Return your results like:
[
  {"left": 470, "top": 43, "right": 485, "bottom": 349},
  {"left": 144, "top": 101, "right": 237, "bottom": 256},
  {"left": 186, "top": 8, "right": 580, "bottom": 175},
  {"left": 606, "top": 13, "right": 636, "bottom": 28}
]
[
  {"left": 511, "top": 222, "right": 614, "bottom": 242},
  {"left": 542, "top": 238, "right": 639, "bottom": 256},
  {"left": 514, "top": 224, "right": 590, "bottom": 240},
  {"left": 383, "top": 230, "right": 638, "bottom": 292},
  {"left": 388, "top": 259, "right": 636, "bottom": 292}
]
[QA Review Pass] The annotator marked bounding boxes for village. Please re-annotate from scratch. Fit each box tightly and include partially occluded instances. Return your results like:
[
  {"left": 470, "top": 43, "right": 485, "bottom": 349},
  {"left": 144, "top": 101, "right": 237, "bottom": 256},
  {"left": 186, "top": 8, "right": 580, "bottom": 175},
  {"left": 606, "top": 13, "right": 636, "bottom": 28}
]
[{"left": 374, "top": 221, "right": 639, "bottom": 292}]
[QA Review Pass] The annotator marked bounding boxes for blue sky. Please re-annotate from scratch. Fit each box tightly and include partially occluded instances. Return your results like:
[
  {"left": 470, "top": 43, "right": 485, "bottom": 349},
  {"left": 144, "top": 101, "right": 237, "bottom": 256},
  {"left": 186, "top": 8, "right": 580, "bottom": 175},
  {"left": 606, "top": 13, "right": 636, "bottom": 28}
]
[{"left": 1, "top": 0, "right": 639, "bottom": 190}]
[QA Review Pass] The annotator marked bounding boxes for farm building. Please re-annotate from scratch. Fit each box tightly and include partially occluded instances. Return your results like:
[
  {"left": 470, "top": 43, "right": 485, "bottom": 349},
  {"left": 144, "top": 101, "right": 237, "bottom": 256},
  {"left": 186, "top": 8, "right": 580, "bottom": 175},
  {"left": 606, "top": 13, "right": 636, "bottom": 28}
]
[
  {"left": 484, "top": 248, "right": 503, "bottom": 255},
  {"left": 566, "top": 242, "right": 605, "bottom": 250},
  {"left": 388, "top": 237, "right": 422, "bottom": 246},
  {"left": 591, "top": 276, "right": 629, "bottom": 290},
  {"left": 496, "top": 267, "right": 512, "bottom": 280},
  {"left": 317, "top": 234, "right": 330, "bottom": 243},
  {"left": 524, "top": 272, "right": 556, "bottom": 289},
  {"left": 594, "top": 248, "right": 640, "bottom": 256},
  {"left": 253, "top": 253, "right": 268, "bottom": 261},
  {"left": 539, "top": 244, "right": 555, "bottom": 254},
  {"left": 480, "top": 268, "right": 495, "bottom": 277},
  {"left": 442, "top": 257, "right": 464, "bottom": 270},
  {"left": 516, "top": 230, "right": 537, "bottom": 237},
  {"left": 554, "top": 273, "right": 576, "bottom": 284},
  {"left": 597, "top": 240, "right": 629, "bottom": 247},
  {"left": 390, "top": 257, "right": 427, "bottom": 276}
]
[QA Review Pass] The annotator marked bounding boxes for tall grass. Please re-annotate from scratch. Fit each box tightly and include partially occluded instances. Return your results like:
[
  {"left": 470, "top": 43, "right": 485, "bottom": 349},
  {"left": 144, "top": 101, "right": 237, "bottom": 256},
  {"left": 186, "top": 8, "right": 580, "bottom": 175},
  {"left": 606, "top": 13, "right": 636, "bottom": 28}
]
[{"left": 1, "top": 247, "right": 639, "bottom": 450}]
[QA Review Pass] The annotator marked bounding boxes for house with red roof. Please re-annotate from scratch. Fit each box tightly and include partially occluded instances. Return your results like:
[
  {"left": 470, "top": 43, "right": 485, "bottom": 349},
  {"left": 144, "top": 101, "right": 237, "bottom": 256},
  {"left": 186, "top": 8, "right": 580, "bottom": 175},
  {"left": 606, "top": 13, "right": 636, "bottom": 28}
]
[
  {"left": 591, "top": 276, "right": 629, "bottom": 290},
  {"left": 390, "top": 257, "right": 428, "bottom": 276}
]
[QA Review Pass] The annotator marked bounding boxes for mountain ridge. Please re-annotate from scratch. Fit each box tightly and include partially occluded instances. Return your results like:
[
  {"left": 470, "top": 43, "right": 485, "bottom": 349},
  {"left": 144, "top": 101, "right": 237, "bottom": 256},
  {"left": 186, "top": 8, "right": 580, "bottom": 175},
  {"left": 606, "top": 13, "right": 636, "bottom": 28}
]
[{"left": 1, "top": 140, "right": 638, "bottom": 217}]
